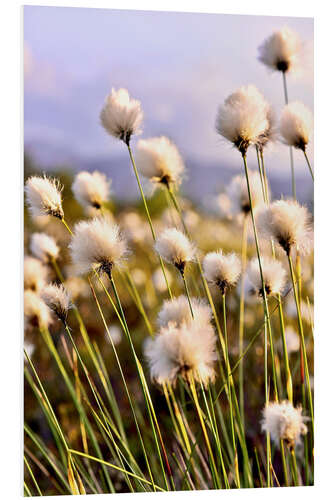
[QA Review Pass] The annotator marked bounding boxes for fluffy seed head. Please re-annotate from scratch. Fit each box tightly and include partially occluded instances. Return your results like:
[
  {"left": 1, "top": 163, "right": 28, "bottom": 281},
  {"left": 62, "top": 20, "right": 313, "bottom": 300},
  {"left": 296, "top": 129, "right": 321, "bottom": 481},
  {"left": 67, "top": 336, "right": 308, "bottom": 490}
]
[
  {"left": 136, "top": 136, "right": 185, "bottom": 187},
  {"left": 155, "top": 228, "right": 195, "bottom": 274},
  {"left": 25, "top": 175, "right": 64, "bottom": 219},
  {"left": 227, "top": 170, "right": 267, "bottom": 216},
  {"left": 72, "top": 171, "right": 111, "bottom": 210},
  {"left": 24, "top": 290, "right": 52, "bottom": 330},
  {"left": 41, "top": 283, "right": 71, "bottom": 324},
  {"left": 100, "top": 88, "right": 143, "bottom": 144},
  {"left": 248, "top": 256, "right": 286, "bottom": 297},
  {"left": 24, "top": 256, "right": 49, "bottom": 292},
  {"left": 145, "top": 303, "right": 216, "bottom": 386},
  {"left": 30, "top": 232, "right": 59, "bottom": 263},
  {"left": 257, "top": 199, "right": 312, "bottom": 256},
  {"left": 203, "top": 251, "right": 241, "bottom": 294},
  {"left": 261, "top": 401, "right": 308, "bottom": 449},
  {"left": 216, "top": 85, "right": 269, "bottom": 154},
  {"left": 258, "top": 27, "right": 302, "bottom": 74},
  {"left": 69, "top": 216, "right": 127, "bottom": 277},
  {"left": 157, "top": 295, "right": 212, "bottom": 329},
  {"left": 280, "top": 101, "right": 313, "bottom": 151}
]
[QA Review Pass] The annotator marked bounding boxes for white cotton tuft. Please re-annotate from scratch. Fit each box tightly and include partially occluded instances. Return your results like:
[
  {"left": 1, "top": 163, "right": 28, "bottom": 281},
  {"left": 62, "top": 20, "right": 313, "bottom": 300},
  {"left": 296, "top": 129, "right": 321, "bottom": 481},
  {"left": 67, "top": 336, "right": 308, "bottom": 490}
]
[
  {"left": 155, "top": 228, "right": 195, "bottom": 272},
  {"left": 258, "top": 27, "right": 302, "bottom": 74},
  {"left": 69, "top": 216, "right": 128, "bottom": 276},
  {"left": 257, "top": 199, "right": 312, "bottom": 256},
  {"left": 30, "top": 232, "right": 59, "bottom": 263},
  {"left": 216, "top": 85, "right": 269, "bottom": 154},
  {"left": 261, "top": 400, "right": 308, "bottom": 448},
  {"left": 280, "top": 101, "right": 313, "bottom": 151},
  {"left": 136, "top": 136, "right": 185, "bottom": 187},
  {"left": 42, "top": 283, "right": 71, "bottom": 323},
  {"left": 157, "top": 295, "right": 212, "bottom": 329},
  {"left": 227, "top": 170, "right": 267, "bottom": 216},
  {"left": 203, "top": 251, "right": 241, "bottom": 293},
  {"left": 247, "top": 256, "right": 286, "bottom": 297},
  {"left": 25, "top": 175, "right": 64, "bottom": 219},
  {"left": 72, "top": 171, "right": 111, "bottom": 210},
  {"left": 106, "top": 325, "right": 122, "bottom": 346},
  {"left": 24, "top": 290, "right": 52, "bottom": 330},
  {"left": 100, "top": 88, "right": 143, "bottom": 143},
  {"left": 24, "top": 256, "right": 49, "bottom": 292}
]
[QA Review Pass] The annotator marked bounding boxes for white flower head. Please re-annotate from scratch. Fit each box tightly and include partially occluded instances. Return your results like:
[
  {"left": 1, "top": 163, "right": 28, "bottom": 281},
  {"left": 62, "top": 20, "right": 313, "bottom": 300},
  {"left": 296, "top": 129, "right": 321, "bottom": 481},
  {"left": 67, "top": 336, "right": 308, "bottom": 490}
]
[
  {"left": 248, "top": 256, "right": 286, "bottom": 297},
  {"left": 155, "top": 228, "right": 195, "bottom": 274},
  {"left": 30, "top": 232, "right": 59, "bottom": 263},
  {"left": 72, "top": 171, "right": 111, "bottom": 210},
  {"left": 100, "top": 88, "right": 143, "bottom": 144},
  {"left": 227, "top": 170, "right": 267, "bottom": 216},
  {"left": 216, "top": 85, "right": 269, "bottom": 155},
  {"left": 261, "top": 400, "right": 308, "bottom": 449},
  {"left": 157, "top": 295, "right": 212, "bottom": 329},
  {"left": 145, "top": 313, "right": 216, "bottom": 387},
  {"left": 25, "top": 175, "right": 64, "bottom": 219},
  {"left": 69, "top": 216, "right": 128, "bottom": 277},
  {"left": 24, "top": 256, "right": 49, "bottom": 292},
  {"left": 257, "top": 199, "right": 312, "bottom": 256},
  {"left": 136, "top": 136, "right": 185, "bottom": 187},
  {"left": 24, "top": 290, "right": 52, "bottom": 331},
  {"left": 42, "top": 283, "right": 71, "bottom": 324},
  {"left": 258, "top": 27, "right": 302, "bottom": 74},
  {"left": 280, "top": 101, "right": 313, "bottom": 151},
  {"left": 203, "top": 251, "right": 241, "bottom": 294}
]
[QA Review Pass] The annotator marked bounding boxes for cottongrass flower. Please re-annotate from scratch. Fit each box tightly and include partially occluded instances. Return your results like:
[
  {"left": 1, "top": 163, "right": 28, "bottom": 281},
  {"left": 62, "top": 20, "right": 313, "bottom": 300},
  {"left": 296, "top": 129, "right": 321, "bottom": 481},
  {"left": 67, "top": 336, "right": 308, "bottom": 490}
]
[
  {"left": 136, "top": 136, "right": 185, "bottom": 188},
  {"left": 203, "top": 251, "right": 241, "bottom": 294},
  {"left": 100, "top": 88, "right": 143, "bottom": 144},
  {"left": 227, "top": 170, "right": 266, "bottom": 216},
  {"left": 145, "top": 300, "right": 216, "bottom": 386},
  {"left": 30, "top": 232, "right": 59, "bottom": 263},
  {"left": 258, "top": 27, "right": 302, "bottom": 74},
  {"left": 155, "top": 228, "right": 195, "bottom": 275},
  {"left": 157, "top": 295, "right": 211, "bottom": 329},
  {"left": 72, "top": 171, "right": 111, "bottom": 210},
  {"left": 248, "top": 256, "right": 286, "bottom": 297},
  {"left": 42, "top": 283, "right": 71, "bottom": 324},
  {"left": 261, "top": 400, "right": 308, "bottom": 449},
  {"left": 69, "top": 216, "right": 127, "bottom": 278},
  {"left": 280, "top": 101, "right": 313, "bottom": 152},
  {"left": 24, "top": 290, "right": 52, "bottom": 331},
  {"left": 25, "top": 175, "right": 64, "bottom": 219},
  {"left": 257, "top": 199, "right": 312, "bottom": 256},
  {"left": 24, "top": 256, "right": 49, "bottom": 292},
  {"left": 216, "top": 85, "right": 269, "bottom": 155}
]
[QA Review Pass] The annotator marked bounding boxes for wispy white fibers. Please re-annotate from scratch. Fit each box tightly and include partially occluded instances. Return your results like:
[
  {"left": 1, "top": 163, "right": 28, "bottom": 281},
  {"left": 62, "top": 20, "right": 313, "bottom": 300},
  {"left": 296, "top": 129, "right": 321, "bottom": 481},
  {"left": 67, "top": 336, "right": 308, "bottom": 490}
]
[
  {"left": 247, "top": 256, "right": 286, "bottom": 297},
  {"left": 24, "top": 256, "right": 49, "bottom": 292},
  {"left": 203, "top": 251, "right": 241, "bottom": 294},
  {"left": 157, "top": 295, "right": 212, "bottom": 329},
  {"left": 257, "top": 199, "right": 313, "bottom": 256},
  {"left": 30, "top": 232, "right": 59, "bottom": 263},
  {"left": 216, "top": 85, "right": 269, "bottom": 155},
  {"left": 258, "top": 106, "right": 277, "bottom": 151},
  {"left": 145, "top": 298, "right": 216, "bottom": 386},
  {"left": 155, "top": 228, "right": 195, "bottom": 273},
  {"left": 100, "top": 88, "right": 143, "bottom": 144},
  {"left": 227, "top": 170, "right": 267, "bottom": 216},
  {"left": 24, "top": 290, "right": 52, "bottom": 331},
  {"left": 280, "top": 102, "right": 313, "bottom": 151},
  {"left": 69, "top": 216, "right": 128, "bottom": 277},
  {"left": 258, "top": 27, "right": 302, "bottom": 74},
  {"left": 72, "top": 171, "right": 111, "bottom": 210},
  {"left": 42, "top": 283, "right": 71, "bottom": 324},
  {"left": 25, "top": 175, "right": 64, "bottom": 219},
  {"left": 261, "top": 401, "right": 308, "bottom": 449},
  {"left": 136, "top": 136, "right": 185, "bottom": 187}
]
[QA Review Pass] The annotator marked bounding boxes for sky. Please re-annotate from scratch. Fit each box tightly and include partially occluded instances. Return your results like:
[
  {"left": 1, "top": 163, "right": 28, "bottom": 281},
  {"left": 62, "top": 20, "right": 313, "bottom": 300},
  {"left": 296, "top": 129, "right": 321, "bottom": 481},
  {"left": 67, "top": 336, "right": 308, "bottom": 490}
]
[{"left": 24, "top": 6, "right": 313, "bottom": 199}]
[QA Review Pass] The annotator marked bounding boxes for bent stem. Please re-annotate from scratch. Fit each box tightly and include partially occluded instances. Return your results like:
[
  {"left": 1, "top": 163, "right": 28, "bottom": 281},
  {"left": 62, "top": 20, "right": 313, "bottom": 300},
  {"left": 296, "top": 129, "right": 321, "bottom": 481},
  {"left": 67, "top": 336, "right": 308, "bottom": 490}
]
[{"left": 303, "top": 150, "right": 314, "bottom": 181}]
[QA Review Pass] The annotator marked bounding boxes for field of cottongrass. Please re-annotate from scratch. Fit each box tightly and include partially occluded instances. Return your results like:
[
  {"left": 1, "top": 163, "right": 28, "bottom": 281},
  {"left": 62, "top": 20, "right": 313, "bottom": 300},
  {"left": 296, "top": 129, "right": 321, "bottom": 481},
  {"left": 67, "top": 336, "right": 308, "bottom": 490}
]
[{"left": 24, "top": 26, "right": 313, "bottom": 495}]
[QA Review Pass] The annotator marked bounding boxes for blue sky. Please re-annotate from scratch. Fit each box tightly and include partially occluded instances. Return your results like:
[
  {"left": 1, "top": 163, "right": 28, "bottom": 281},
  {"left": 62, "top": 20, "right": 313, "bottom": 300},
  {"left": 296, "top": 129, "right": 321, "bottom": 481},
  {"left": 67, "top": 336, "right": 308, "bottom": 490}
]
[{"left": 24, "top": 6, "right": 313, "bottom": 195}]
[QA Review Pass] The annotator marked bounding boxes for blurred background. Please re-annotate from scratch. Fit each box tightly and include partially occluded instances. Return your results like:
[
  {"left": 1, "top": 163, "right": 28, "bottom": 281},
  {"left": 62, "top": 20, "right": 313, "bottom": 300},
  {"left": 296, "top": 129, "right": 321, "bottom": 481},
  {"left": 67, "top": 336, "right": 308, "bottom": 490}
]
[{"left": 24, "top": 6, "right": 313, "bottom": 205}]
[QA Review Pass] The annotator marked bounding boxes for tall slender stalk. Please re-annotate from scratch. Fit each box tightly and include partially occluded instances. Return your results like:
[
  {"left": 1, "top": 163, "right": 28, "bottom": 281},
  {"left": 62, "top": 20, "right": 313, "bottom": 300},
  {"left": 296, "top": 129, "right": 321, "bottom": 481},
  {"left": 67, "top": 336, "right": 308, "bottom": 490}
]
[
  {"left": 239, "top": 214, "right": 248, "bottom": 426},
  {"left": 282, "top": 71, "right": 296, "bottom": 199},
  {"left": 303, "top": 150, "right": 314, "bottom": 181}
]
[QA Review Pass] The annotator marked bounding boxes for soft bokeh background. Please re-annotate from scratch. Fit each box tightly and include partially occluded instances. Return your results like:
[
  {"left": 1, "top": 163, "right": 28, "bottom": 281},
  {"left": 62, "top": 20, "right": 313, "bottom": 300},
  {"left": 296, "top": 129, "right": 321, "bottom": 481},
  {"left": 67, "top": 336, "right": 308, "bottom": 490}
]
[{"left": 24, "top": 6, "right": 313, "bottom": 204}]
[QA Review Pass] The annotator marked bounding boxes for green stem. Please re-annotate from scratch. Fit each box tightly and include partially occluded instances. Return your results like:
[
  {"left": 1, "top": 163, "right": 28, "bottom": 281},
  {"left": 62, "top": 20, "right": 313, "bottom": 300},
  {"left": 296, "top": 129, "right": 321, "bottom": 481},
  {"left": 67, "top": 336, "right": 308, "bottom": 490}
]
[
  {"left": 238, "top": 214, "right": 248, "bottom": 427},
  {"left": 181, "top": 270, "right": 194, "bottom": 319},
  {"left": 303, "top": 150, "right": 314, "bottom": 181},
  {"left": 282, "top": 71, "right": 296, "bottom": 199}
]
